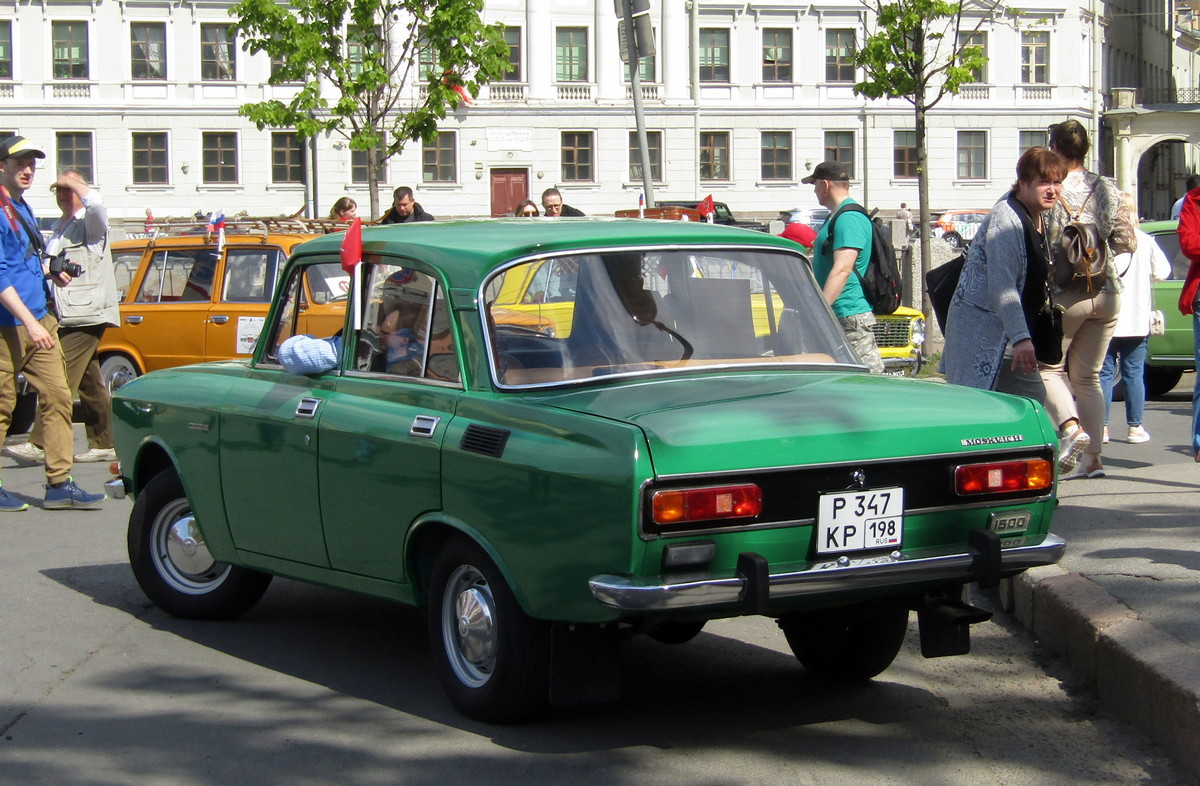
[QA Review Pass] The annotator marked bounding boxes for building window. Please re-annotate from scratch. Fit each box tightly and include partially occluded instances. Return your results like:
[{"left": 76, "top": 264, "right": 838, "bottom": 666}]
[
  {"left": 1021, "top": 31, "right": 1049, "bottom": 84},
  {"left": 762, "top": 28, "right": 792, "bottom": 82},
  {"left": 502, "top": 27, "right": 521, "bottom": 82},
  {"left": 624, "top": 54, "right": 656, "bottom": 83},
  {"left": 202, "top": 132, "right": 238, "bottom": 183},
  {"left": 52, "top": 21, "right": 89, "bottom": 79},
  {"left": 761, "top": 132, "right": 792, "bottom": 181},
  {"left": 893, "top": 131, "right": 917, "bottom": 178},
  {"left": 271, "top": 132, "right": 305, "bottom": 184},
  {"left": 423, "top": 131, "right": 456, "bottom": 183},
  {"left": 352, "top": 141, "right": 388, "bottom": 185},
  {"left": 699, "top": 28, "right": 730, "bottom": 82},
  {"left": 960, "top": 31, "right": 986, "bottom": 83},
  {"left": 201, "top": 24, "right": 236, "bottom": 81},
  {"left": 628, "top": 131, "right": 662, "bottom": 182},
  {"left": 957, "top": 131, "right": 986, "bottom": 179},
  {"left": 1019, "top": 129, "right": 1047, "bottom": 154},
  {"left": 824, "top": 131, "right": 855, "bottom": 178},
  {"left": 417, "top": 27, "right": 437, "bottom": 81},
  {"left": 0, "top": 21, "right": 13, "bottom": 79},
  {"left": 700, "top": 131, "right": 730, "bottom": 181},
  {"left": 825, "top": 29, "right": 855, "bottom": 83},
  {"left": 555, "top": 27, "right": 588, "bottom": 82},
  {"left": 560, "top": 131, "right": 593, "bottom": 182},
  {"left": 132, "top": 132, "right": 169, "bottom": 184},
  {"left": 131, "top": 22, "right": 167, "bottom": 80},
  {"left": 56, "top": 132, "right": 94, "bottom": 183}
]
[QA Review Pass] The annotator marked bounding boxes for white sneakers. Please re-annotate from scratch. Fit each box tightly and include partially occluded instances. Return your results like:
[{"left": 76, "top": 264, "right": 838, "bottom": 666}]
[
  {"left": 3, "top": 442, "right": 115, "bottom": 463},
  {"left": 1126, "top": 426, "right": 1151, "bottom": 444},
  {"left": 73, "top": 448, "right": 117, "bottom": 463},
  {"left": 1057, "top": 425, "right": 1091, "bottom": 474}
]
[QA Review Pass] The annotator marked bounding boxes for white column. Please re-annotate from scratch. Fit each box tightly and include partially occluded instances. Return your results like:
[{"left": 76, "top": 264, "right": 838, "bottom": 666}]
[
  {"left": 595, "top": 1, "right": 619, "bottom": 100},
  {"left": 661, "top": 0, "right": 689, "bottom": 101},
  {"left": 526, "top": 0, "right": 553, "bottom": 101}
]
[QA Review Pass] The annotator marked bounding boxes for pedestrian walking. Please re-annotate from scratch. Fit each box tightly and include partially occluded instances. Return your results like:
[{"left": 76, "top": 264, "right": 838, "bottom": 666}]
[
  {"left": 1175, "top": 182, "right": 1200, "bottom": 462},
  {"left": 896, "top": 202, "right": 913, "bottom": 233},
  {"left": 1100, "top": 221, "right": 1171, "bottom": 444},
  {"left": 0, "top": 137, "right": 104, "bottom": 510}
]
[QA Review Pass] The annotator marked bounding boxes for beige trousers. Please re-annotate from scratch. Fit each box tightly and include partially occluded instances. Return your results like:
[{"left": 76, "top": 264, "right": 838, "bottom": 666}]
[{"left": 0, "top": 314, "right": 75, "bottom": 483}]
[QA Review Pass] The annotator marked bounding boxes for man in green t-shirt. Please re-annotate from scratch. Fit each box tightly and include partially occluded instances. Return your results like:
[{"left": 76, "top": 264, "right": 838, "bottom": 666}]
[{"left": 802, "top": 161, "right": 885, "bottom": 373}]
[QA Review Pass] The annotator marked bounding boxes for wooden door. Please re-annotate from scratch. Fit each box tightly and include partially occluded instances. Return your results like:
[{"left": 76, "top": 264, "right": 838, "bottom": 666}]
[{"left": 490, "top": 168, "right": 530, "bottom": 216}]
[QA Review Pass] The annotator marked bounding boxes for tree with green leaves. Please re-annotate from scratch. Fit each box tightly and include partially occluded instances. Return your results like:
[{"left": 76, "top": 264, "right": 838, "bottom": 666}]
[
  {"left": 231, "top": 0, "right": 510, "bottom": 218},
  {"left": 854, "top": 0, "right": 999, "bottom": 321}
]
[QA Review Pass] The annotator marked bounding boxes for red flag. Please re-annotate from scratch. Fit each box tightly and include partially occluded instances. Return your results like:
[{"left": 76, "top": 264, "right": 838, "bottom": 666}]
[
  {"left": 451, "top": 83, "right": 474, "bottom": 105},
  {"left": 340, "top": 217, "right": 362, "bottom": 274},
  {"left": 697, "top": 194, "right": 714, "bottom": 217}
]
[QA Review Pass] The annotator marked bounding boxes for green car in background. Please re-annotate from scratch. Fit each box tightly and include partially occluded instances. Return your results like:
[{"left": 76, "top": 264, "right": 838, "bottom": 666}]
[
  {"left": 1139, "top": 220, "right": 1194, "bottom": 397},
  {"left": 112, "top": 219, "right": 1065, "bottom": 722}
]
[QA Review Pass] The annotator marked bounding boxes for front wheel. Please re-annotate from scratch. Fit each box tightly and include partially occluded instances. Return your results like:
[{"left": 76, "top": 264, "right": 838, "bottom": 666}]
[
  {"left": 128, "top": 469, "right": 271, "bottom": 620},
  {"left": 427, "top": 538, "right": 550, "bottom": 723},
  {"left": 100, "top": 353, "right": 140, "bottom": 393},
  {"left": 778, "top": 601, "right": 909, "bottom": 682}
]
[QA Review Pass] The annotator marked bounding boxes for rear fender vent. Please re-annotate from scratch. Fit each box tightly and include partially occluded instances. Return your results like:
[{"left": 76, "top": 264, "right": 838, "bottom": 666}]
[{"left": 461, "top": 424, "right": 511, "bottom": 457}]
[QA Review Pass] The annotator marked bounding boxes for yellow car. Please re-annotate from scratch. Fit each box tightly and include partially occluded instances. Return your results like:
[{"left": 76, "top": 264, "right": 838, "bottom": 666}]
[
  {"left": 99, "top": 217, "right": 347, "bottom": 390},
  {"left": 873, "top": 306, "right": 926, "bottom": 376}
]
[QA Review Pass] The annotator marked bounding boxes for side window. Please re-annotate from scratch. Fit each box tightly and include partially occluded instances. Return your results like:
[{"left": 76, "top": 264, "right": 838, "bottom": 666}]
[
  {"left": 113, "top": 250, "right": 142, "bottom": 301},
  {"left": 261, "top": 261, "right": 349, "bottom": 365},
  {"left": 354, "top": 263, "right": 438, "bottom": 378},
  {"left": 425, "top": 286, "right": 459, "bottom": 383},
  {"left": 222, "top": 248, "right": 284, "bottom": 303}
]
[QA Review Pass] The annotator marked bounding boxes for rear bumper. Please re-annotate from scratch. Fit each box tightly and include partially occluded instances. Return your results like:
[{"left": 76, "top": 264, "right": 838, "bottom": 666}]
[{"left": 589, "top": 534, "right": 1066, "bottom": 613}]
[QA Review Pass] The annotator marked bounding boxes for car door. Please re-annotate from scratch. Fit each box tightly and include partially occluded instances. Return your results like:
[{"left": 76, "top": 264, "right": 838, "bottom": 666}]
[
  {"left": 217, "top": 261, "right": 347, "bottom": 566},
  {"left": 118, "top": 246, "right": 217, "bottom": 372},
  {"left": 204, "top": 246, "right": 286, "bottom": 361},
  {"left": 317, "top": 263, "right": 462, "bottom": 581}
]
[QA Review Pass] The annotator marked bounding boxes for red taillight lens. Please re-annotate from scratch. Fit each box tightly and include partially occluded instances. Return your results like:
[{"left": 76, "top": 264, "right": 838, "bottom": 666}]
[
  {"left": 955, "top": 459, "right": 1053, "bottom": 495},
  {"left": 652, "top": 484, "right": 763, "bottom": 525}
]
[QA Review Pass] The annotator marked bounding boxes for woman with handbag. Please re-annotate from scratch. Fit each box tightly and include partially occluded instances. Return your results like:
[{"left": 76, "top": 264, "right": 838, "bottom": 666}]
[
  {"left": 942, "top": 147, "right": 1065, "bottom": 403},
  {"left": 1099, "top": 217, "right": 1172, "bottom": 445},
  {"left": 1041, "top": 120, "right": 1139, "bottom": 478},
  {"left": 1176, "top": 184, "right": 1200, "bottom": 462}
]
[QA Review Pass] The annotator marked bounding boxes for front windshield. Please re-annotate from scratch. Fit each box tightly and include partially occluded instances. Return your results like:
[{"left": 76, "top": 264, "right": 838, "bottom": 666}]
[{"left": 484, "top": 247, "right": 858, "bottom": 386}]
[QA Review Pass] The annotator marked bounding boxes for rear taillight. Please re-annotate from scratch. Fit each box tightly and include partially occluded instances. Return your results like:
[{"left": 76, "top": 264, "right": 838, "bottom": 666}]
[
  {"left": 652, "top": 484, "right": 763, "bottom": 525},
  {"left": 954, "top": 459, "right": 1053, "bottom": 495}
]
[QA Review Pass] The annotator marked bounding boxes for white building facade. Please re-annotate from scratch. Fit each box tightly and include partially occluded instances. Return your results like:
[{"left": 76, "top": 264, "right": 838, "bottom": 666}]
[{"left": 1, "top": 0, "right": 1113, "bottom": 222}]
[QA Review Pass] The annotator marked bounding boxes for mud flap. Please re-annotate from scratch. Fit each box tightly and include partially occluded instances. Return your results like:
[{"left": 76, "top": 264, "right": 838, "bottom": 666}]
[
  {"left": 917, "top": 592, "right": 994, "bottom": 658},
  {"left": 549, "top": 623, "right": 621, "bottom": 705}
]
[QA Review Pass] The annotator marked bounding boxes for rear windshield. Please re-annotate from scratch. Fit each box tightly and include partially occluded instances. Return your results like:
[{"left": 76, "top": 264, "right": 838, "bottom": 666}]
[{"left": 483, "top": 247, "right": 858, "bottom": 387}]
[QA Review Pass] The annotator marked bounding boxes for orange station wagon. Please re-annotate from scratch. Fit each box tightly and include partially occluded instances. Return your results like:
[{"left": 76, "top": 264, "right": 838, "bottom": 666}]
[{"left": 99, "top": 218, "right": 349, "bottom": 390}]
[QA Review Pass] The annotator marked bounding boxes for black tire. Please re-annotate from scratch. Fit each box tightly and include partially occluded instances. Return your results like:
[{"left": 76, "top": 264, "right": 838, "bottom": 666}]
[
  {"left": 1145, "top": 366, "right": 1184, "bottom": 398},
  {"left": 944, "top": 232, "right": 963, "bottom": 250},
  {"left": 427, "top": 538, "right": 551, "bottom": 723},
  {"left": 647, "top": 620, "right": 706, "bottom": 645},
  {"left": 7, "top": 388, "right": 36, "bottom": 436},
  {"left": 128, "top": 469, "right": 271, "bottom": 620},
  {"left": 778, "top": 601, "right": 909, "bottom": 682}
]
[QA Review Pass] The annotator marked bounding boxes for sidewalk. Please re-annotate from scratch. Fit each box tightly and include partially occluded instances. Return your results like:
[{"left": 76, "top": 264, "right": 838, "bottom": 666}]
[{"left": 1005, "top": 377, "right": 1200, "bottom": 778}]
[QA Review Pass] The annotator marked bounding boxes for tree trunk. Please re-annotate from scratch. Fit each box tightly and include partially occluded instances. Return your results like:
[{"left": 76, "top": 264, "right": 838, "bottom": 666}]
[{"left": 915, "top": 97, "right": 933, "bottom": 328}]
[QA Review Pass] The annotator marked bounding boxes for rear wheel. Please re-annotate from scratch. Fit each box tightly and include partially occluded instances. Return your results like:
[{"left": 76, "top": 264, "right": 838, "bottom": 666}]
[
  {"left": 1145, "top": 366, "right": 1184, "bottom": 398},
  {"left": 128, "top": 469, "right": 271, "bottom": 620},
  {"left": 778, "top": 602, "right": 909, "bottom": 682},
  {"left": 427, "top": 538, "right": 551, "bottom": 723},
  {"left": 943, "top": 232, "right": 964, "bottom": 250},
  {"left": 100, "top": 353, "right": 140, "bottom": 393}
]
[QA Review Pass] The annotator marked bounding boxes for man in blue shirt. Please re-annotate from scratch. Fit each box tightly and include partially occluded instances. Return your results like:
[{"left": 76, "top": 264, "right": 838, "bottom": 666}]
[
  {"left": 803, "top": 160, "right": 885, "bottom": 373},
  {"left": 0, "top": 136, "right": 104, "bottom": 510}
]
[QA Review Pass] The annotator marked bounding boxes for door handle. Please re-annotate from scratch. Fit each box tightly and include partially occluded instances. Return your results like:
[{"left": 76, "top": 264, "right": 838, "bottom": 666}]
[
  {"left": 125, "top": 315, "right": 143, "bottom": 325},
  {"left": 209, "top": 315, "right": 230, "bottom": 325},
  {"left": 296, "top": 398, "right": 321, "bottom": 419}
]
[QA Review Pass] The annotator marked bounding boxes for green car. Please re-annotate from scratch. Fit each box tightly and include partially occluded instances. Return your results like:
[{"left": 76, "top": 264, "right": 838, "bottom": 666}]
[
  {"left": 113, "top": 219, "right": 1065, "bottom": 722},
  {"left": 1139, "top": 220, "right": 1194, "bottom": 396}
]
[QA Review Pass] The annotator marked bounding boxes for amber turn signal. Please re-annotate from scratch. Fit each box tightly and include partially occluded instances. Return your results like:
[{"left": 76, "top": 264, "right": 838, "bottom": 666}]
[
  {"left": 652, "top": 484, "right": 763, "bottom": 524},
  {"left": 954, "top": 459, "right": 1053, "bottom": 495}
]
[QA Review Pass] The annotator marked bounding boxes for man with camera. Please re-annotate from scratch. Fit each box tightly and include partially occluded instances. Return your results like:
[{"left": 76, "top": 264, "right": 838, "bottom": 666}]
[
  {"left": 0, "top": 137, "right": 104, "bottom": 510},
  {"left": 6, "top": 168, "right": 120, "bottom": 468}
]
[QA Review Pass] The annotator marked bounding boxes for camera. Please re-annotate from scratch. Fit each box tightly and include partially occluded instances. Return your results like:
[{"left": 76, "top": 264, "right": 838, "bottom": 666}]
[{"left": 48, "top": 252, "right": 83, "bottom": 278}]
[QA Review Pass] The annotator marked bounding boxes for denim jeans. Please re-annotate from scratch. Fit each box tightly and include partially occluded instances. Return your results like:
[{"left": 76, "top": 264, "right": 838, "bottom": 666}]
[{"left": 1100, "top": 335, "right": 1149, "bottom": 427}]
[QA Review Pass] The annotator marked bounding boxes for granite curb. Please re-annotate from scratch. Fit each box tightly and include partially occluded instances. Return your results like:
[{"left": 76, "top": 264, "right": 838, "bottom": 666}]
[{"left": 1012, "top": 565, "right": 1200, "bottom": 779}]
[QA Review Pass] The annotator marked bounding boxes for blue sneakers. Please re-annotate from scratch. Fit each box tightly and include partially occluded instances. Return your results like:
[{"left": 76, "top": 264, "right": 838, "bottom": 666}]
[
  {"left": 43, "top": 477, "right": 105, "bottom": 510},
  {"left": 0, "top": 485, "right": 28, "bottom": 512}
]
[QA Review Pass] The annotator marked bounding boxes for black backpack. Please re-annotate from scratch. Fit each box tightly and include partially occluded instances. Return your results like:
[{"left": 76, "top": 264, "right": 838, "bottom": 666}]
[{"left": 822, "top": 203, "right": 903, "bottom": 315}]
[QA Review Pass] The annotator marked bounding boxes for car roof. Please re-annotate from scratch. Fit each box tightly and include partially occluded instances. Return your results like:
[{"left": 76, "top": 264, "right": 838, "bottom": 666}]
[{"left": 289, "top": 218, "right": 798, "bottom": 287}]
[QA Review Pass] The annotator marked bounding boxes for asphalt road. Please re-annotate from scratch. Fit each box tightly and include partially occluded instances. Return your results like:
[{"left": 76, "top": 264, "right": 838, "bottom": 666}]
[{"left": 0, "top": 429, "right": 1190, "bottom": 785}]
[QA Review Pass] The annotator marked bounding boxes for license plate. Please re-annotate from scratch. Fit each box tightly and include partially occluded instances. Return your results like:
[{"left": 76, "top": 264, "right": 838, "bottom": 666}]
[
  {"left": 817, "top": 487, "right": 904, "bottom": 554},
  {"left": 988, "top": 509, "right": 1030, "bottom": 535}
]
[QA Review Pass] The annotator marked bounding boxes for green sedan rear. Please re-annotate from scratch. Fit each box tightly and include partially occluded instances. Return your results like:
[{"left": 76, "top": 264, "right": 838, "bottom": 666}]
[{"left": 113, "top": 218, "right": 1064, "bottom": 722}]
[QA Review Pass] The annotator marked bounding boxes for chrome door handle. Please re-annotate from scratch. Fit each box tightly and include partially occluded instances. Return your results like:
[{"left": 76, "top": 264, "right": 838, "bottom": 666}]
[
  {"left": 209, "top": 315, "right": 229, "bottom": 325},
  {"left": 125, "top": 315, "right": 143, "bottom": 325},
  {"left": 296, "top": 398, "right": 321, "bottom": 418},
  {"left": 410, "top": 414, "right": 441, "bottom": 438}
]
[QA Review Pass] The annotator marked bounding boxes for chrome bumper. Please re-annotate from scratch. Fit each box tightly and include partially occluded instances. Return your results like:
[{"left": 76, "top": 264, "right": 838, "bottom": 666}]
[{"left": 589, "top": 534, "right": 1066, "bottom": 613}]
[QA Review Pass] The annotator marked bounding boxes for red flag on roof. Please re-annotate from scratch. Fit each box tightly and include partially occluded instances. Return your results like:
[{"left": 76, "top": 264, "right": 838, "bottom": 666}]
[
  {"left": 340, "top": 217, "right": 362, "bottom": 274},
  {"left": 697, "top": 194, "right": 714, "bottom": 217}
]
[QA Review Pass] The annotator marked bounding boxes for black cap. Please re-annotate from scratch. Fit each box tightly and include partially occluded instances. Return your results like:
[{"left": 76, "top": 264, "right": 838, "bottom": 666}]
[
  {"left": 0, "top": 136, "right": 46, "bottom": 161},
  {"left": 800, "top": 160, "right": 851, "bottom": 185}
]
